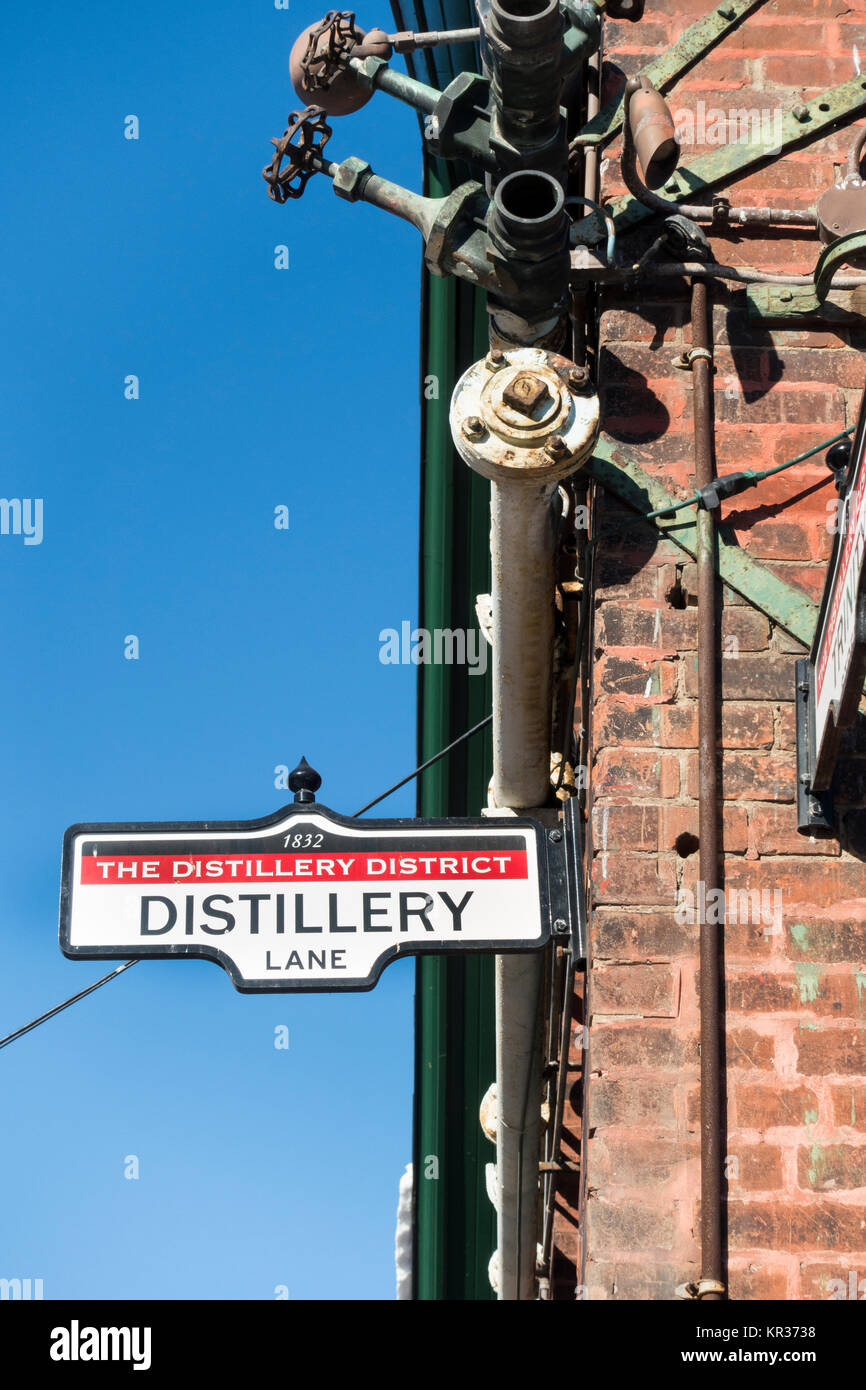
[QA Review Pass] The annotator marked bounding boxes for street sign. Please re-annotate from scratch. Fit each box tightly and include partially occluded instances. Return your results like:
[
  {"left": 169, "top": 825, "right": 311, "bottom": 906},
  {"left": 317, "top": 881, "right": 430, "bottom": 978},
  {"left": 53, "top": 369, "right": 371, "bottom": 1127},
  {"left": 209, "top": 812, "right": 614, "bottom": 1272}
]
[
  {"left": 797, "top": 384, "right": 866, "bottom": 827},
  {"left": 59, "top": 802, "right": 553, "bottom": 993},
  {"left": 812, "top": 424, "right": 866, "bottom": 789}
]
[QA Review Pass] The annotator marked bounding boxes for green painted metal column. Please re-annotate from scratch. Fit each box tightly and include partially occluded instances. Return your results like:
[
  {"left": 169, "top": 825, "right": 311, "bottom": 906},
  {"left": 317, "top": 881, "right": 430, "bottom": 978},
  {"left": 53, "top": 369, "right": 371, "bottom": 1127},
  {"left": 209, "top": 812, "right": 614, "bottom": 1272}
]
[{"left": 413, "top": 156, "right": 497, "bottom": 1300}]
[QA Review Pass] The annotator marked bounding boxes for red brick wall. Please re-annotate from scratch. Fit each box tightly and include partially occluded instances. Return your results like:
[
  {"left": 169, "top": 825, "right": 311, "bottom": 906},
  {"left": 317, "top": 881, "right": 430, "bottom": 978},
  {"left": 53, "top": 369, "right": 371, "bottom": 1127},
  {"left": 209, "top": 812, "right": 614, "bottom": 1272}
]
[{"left": 565, "top": 0, "right": 866, "bottom": 1301}]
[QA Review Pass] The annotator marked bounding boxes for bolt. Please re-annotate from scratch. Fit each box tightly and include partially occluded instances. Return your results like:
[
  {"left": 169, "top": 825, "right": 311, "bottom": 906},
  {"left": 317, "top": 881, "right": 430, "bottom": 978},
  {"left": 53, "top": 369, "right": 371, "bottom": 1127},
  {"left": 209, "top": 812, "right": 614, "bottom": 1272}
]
[
  {"left": 799, "top": 773, "right": 810, "bottom": 785},
  {"left": 566, "top": 366, "right": 590, "bottom": 392},
  {"left": 486, "top": 348, "right": 507, "bottom": 369},
  {"left": 718, "top": 4, "right": 735, "bottom": 17},
  {"left": 503, "top": 372, "right": 551, "bottom": 417},
  {"left": 797, "top": 680, "right": 809, "bottom": 693},
  {"left": 553, "top": 918, "right": 568, "bottom": 935},
  {"left": 463, "top": 415, "right": 485, "bottom": 439},
  {"left": 549, "top": 828, "right": 562, "bottom": 843},
  {"left": 545, "top": 434, "right": 569, "bottom": 459},
  {"left": 779, "top": 289, "right": 793, "bottom": 302},
  {"left": 793, "top": 103, "right": 811, "bottom": 123}
]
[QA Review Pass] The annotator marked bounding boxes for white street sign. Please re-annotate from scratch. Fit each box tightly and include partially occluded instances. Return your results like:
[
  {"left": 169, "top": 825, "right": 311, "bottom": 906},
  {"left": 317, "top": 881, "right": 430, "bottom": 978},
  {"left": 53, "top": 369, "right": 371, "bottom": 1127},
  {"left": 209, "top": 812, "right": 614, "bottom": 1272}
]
[{"left": 60, "top": 806, "right": 550, "bottom": 992}]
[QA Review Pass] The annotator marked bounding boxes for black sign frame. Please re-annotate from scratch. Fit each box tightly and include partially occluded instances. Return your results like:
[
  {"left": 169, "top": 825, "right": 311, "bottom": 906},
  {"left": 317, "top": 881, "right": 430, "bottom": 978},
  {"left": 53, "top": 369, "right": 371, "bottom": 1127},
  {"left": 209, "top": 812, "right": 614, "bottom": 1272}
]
[{"left": 59, "top": 800, "right": 572, "bottom": 993}]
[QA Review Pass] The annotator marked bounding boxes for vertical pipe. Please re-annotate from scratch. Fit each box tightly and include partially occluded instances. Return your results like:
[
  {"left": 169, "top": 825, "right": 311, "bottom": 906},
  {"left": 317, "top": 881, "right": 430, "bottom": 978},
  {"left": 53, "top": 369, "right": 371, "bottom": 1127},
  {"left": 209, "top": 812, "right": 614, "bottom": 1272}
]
[
  {"left": 490, "top": 481, "right": 559, "bottom": 809},
  {"left": 691, "top": 280, "right": 724, "bottom": 1300},
  {"left": 490, "top": 479, "right": 556, "bottom": 1298}
]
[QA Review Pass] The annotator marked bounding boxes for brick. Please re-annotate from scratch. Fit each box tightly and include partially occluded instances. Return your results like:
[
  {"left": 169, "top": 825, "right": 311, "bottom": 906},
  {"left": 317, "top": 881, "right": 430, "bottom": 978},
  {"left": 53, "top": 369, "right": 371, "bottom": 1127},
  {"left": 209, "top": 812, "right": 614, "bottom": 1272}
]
[
  {"left": 727, "top": 970, "right": 866, "bottom": 1019},
  {"left": 763, "top": 54, "right": 853, "bottom": 88},
  {"left": 735, "top": 1083, "right": 819, "bottom": 1131},
  {"left": 594, "top": 700, "right": 654, "bottom": 746},
  {"left": 589, "top": 1078, "right": 677, "bottom": 1129},
  {"left": 584, "top": 1261, "right": 683, "bottom": 1301},
  {"left": 798, "top": 1030, "right": 866, "bottom": 1075},
  {"left": 777, "top": 703, "right": 797, "bottom": 750},
  {"left": 728, "top": 1029, "right": 776, "bottom": 1071},
  {"left": 592, "top": 909, "right": 696, "bottom": 961},
  {"left": 595, "top": 654, "right": 677, "bottom": 700},
  {"left": 591, "top": 1138, "right": 693, "bottom": 1188},
  {"left": 592, "top": 804, "right": 658, "bottom": 853},
  {"left": 728, "top": 1263, "right": 790, "bottom": 1300},
  {"left": 596, "top": 605, "right": 663, "bottom": 650},
  {"left": 655, "top": 705, "right": 697, "bottom": 748},
  {"left": 599, "top": 304, "right": 686, "bottom": 344},
  {"left": 727, "top": 1144, "right": 784, "bottom": 1192},
  {"left": 749, "top": 804, "right": 841, "bottom": 855},
  {"left": 798, "top": 1144, "right": 866, "bottom": 1192},
  {"left": 654, "top": 703, "right": 774, "bottom": 750},
  {"left": 684, "top": 751, "right": 795, "bottom": 800},
  {"left": 787, "top": 914, "right": 866, "bottom": 963},
  {"left": 721, "top": 704, "right": 775, "bottom": 749},
  {"left": 590, "top": 1023, "right": 697, "bottom": 1072},
  {"left": 728, "top": 1201, "right": 866, "bottom": 1253},
  {"left": 595, "top": 553, "right": 659, "bottom": 600},
  {"left": 724, "top": 858, "right": 866, "bottom": 907},
  {"left": 721, "top": 609, "right": 772, "bottom": 651},
  {"left": 659, "top": 803, "right": 748, "bottom": 853},
  {"left": 681, "top": 653, "right": 794, "bottom": 700},
  {"left": 592, "top": 964, "right": 680, "bottom": 1018},
  {"left": 588, "top": 1196, "right": 676, "bottom": 1252},
  {"left": 594, "top": 749, "right": 679, "bottom": 799},
  {"left": 830, "top": 1086, "right": 866, "bottom": 1132},
  {"left": 592, "top": 853, "right": 678, "bottom": 907}
]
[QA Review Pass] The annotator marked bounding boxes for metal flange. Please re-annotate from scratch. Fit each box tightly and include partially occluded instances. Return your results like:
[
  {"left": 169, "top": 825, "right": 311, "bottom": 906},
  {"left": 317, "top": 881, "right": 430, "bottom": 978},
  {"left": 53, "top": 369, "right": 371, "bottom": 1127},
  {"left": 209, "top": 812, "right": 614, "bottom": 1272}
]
[{"left": 450, "top": 348, "right": 600, "bottom": 483}]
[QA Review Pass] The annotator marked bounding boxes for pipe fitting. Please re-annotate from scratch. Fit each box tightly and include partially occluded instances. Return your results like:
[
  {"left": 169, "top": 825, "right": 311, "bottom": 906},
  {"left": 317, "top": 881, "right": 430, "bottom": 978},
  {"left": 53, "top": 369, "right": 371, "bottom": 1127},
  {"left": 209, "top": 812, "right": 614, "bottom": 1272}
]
[
  {"left": 450, "top": 347, "right": 600, "bottom": 483},
  {"left": 487, "top": 171, "right": 571, "bottom": 342}
]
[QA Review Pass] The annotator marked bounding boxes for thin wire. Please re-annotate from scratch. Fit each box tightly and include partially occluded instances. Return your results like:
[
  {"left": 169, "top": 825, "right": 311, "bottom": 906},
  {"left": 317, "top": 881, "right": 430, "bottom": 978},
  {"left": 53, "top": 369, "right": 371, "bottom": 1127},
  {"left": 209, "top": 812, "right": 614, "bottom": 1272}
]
[
  {"left": 353, "top": 712, "right": 493, "bottom": 815},
  {"left": 0, "top": 714, "right": 495, "bottom": 1053},
  {"left": 0, "top": 959, "right": 139, "bottom": 1051},
  {"left": 641, "top": 425, "right": 855, "bottom": 522}
]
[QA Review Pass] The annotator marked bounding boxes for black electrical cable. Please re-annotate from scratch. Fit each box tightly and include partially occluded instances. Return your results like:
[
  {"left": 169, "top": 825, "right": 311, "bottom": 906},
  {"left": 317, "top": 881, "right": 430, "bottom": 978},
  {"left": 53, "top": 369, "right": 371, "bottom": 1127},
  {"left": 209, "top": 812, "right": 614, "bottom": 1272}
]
[
  {"left": 0, "top": 959, "right": 139, "bottom": 1051},
  {"left": 555, "top": 537, "right": 596, "bottom": 793},
  {"left": 353, "top": 712, "right": 493, "bottom": 815},
  {"left": 0, "top": 713, "right": 495, "bottom": 1053},
  {"left": 643, "top": 425, "right": 855, "bottom": 522}
]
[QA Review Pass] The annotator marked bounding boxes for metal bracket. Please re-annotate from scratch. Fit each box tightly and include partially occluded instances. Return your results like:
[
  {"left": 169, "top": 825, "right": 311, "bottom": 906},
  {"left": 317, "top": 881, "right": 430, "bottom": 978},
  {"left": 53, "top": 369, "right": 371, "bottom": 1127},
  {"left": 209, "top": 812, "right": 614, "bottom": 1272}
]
[
  {"left": 795, "top": 658, "right": 835, "bottom": 831},
  {"left": 575, "top": 72, "right": 866, "bottom": 245},
  {"left": 543, "top": 798, "right": 587, "bottom": 965},
  {"left": 745, "top": 283, "right": 865, "bottom": 325},
  {"left": 575, "top": 0, "right": 770, "bottom": 150},
  {"left": 588, "top": 439, "right": 819, "bottom": 648}
]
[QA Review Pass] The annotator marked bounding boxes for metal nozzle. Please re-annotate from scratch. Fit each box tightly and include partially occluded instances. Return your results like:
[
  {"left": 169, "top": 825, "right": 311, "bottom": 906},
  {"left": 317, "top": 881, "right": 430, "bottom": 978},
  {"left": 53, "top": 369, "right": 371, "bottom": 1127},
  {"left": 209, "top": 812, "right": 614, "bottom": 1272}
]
[{"left": 626, "top": 76, "right": 679, "bottom": 190}]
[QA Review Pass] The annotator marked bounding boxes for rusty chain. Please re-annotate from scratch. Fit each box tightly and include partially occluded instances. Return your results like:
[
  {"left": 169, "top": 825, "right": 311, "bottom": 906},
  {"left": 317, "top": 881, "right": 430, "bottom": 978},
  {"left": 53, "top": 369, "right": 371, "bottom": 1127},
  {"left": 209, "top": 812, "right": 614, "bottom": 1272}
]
[
  {"left": 262, "top": 106, "right": 332, "bottom": 202},
  {"left": 299, "top": 10, "right": 364, "bottom": 91}
]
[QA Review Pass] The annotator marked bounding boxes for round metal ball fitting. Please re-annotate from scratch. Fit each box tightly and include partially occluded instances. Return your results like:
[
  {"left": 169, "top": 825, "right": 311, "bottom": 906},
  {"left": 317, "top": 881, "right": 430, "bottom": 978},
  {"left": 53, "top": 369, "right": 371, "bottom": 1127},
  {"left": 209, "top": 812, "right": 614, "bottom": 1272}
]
[
  {"left": 289, "top": 20, "right": 389, "bottom": 117},
  {"left": 449, "top": 348, "right": 601, "bottom": 484}
]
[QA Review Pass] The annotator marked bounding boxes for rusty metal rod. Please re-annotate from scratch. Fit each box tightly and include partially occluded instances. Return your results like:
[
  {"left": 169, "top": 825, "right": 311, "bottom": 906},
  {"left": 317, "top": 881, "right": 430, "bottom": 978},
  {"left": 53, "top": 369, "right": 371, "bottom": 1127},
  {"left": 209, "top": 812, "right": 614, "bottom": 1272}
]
[{"left": 691, "top": 279, "right": 724, "bottom": 1301}]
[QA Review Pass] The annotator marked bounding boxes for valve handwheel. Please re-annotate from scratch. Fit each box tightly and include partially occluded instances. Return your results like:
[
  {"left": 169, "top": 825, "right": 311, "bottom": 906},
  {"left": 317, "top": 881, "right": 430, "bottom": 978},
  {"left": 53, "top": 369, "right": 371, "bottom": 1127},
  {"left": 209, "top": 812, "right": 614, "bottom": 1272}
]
[{"left": 263, "top": 106, "right": 333, "bottom": 203}]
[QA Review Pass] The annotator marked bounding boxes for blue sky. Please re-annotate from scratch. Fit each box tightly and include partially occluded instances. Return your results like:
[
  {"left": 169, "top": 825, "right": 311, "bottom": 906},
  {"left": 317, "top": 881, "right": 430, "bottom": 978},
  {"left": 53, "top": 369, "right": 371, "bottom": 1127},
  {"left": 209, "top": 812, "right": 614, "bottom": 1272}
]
[{"left": 0, "top": 0, "right": 426, "bottom": 1299}]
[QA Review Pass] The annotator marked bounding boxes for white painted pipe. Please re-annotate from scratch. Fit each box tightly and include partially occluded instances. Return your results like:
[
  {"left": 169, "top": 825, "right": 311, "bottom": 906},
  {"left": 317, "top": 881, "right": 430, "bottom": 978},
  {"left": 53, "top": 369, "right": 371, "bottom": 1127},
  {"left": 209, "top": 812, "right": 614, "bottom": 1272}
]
[
  {"left": 490, "top": 480, "right": 559, "bottom": 811},
  {"left": 450, "top": 350, "right": 598, "bottom": 1301},
  {"left": 490, "top": 478, "right": 558, "bottom": 1300}
]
